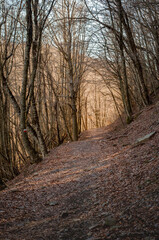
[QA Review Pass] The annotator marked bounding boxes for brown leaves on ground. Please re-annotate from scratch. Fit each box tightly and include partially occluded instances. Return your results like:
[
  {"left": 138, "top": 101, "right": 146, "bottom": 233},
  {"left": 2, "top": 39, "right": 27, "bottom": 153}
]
[{"left": 0, "top": 102, "right": 159, "bottom": 240}]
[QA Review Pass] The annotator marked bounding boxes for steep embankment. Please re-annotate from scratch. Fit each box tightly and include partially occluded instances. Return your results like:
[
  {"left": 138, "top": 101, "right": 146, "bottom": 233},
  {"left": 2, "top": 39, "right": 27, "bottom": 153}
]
[{"left": 0, "top": 102, "right": 159, "bottom": 240}]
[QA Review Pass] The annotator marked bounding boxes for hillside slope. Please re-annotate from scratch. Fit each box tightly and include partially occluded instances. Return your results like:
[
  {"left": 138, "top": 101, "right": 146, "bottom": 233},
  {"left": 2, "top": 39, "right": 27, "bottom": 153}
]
[{"left": 0, "top": 102, "right": 159, "bottom": 240}]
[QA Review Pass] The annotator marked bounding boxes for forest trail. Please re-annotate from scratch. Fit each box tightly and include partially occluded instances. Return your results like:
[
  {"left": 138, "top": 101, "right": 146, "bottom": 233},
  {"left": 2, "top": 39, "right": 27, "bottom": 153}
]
[{"left": 0, "top": 102, "right": 159, "bottom": 240}]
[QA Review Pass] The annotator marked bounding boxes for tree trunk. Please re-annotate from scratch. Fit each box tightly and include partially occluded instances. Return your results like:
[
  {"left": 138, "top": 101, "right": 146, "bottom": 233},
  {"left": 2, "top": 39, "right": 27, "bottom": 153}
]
[
  {"left": 116, "top": 0, "right": 150, "bottom": 105},
  {"left": 71, "top": 97, "right": 78, "bottom": 141},
  {"left": 20, "top": 0, "right": 41, "bottom": 163},
  {"left": 117, "top": 0, "right": 133, "bottom": 122}
]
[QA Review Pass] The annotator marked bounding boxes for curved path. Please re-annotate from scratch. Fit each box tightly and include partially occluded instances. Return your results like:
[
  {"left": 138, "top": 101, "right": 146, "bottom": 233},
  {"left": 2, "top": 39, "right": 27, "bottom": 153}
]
[{"left": 0, "top": 109, "right": 159, "bottom": 240}]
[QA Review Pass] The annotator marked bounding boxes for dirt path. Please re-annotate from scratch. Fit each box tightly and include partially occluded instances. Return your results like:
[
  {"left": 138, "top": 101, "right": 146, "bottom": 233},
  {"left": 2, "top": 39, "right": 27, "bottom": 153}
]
[
  {"left": 0, "top": 104, "right": 159, "bottom": 240},
  {"left": 0, "top": 127, "right": 115, "bottom": 240}
]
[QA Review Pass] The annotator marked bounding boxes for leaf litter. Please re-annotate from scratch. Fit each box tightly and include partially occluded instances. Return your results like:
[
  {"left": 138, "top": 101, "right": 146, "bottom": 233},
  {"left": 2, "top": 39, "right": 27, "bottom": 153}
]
[{"left": 0, "top": 102, "right": 159, "bottom": 240}]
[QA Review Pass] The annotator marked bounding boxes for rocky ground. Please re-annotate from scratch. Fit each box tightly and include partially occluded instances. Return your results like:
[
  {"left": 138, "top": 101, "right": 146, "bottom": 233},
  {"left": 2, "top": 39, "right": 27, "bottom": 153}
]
[{"left": 0, "top": 102, "right": 159, "bottom": 240}]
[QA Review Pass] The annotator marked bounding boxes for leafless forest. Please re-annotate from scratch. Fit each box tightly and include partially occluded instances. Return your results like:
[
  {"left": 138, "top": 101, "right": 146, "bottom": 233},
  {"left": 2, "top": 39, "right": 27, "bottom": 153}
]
[{"left": 0, "top": 0, "right": 159, "bottom": 185}]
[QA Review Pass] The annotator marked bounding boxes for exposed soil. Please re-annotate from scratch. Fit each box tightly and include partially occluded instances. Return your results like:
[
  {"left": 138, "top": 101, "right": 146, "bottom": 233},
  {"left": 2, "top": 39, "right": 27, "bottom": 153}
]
[{"left": 0, "top": 102, "right": 159, "bottom": 240}]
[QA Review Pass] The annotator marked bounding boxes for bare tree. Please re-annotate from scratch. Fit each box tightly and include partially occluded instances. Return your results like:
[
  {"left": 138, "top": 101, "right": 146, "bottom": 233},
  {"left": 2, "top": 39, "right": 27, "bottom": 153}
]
[
  {"left": 84, "top": 0, "right": 155, "bottom": 121},
  {"left": 47, "top": 0, "right": 88, "bottom": 141},
  {"left": 0, "top": 0, "right": 56, "bottom": 166}
]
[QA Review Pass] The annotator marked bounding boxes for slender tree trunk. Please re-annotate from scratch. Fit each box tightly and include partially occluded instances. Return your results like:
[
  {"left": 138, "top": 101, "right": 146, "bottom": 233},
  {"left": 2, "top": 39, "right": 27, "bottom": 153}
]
[
  {"left": 71, "top": 97, "right": 78, "bottom": 141},
  {"left": 20, "top": 0, "right": 41, "bottom": 163},
  {"left": 116, "top": 0, "right": 150, "bottom": 105},
  {"left": 117, "top": 0, "right": 132, "bottom": 122},
  {"left": 69, "top": 70, "right": 78, "bottom": 141},
  {"left": 68, "top": 43, "right": 78, "bottom": 141}
]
